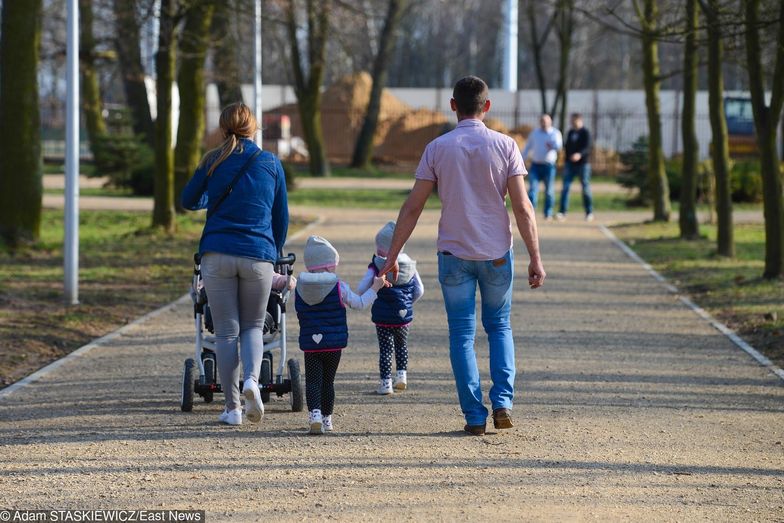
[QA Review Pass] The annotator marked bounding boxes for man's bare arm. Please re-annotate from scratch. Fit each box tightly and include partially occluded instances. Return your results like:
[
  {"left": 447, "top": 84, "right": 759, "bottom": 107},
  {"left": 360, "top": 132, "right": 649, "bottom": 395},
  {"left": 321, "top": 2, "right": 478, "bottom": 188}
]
[
  {"left": 379, "top": 179, "right": 435, "bottom": 279},
  {"left": 508, "top": 175, "right": 546, "bottom": 288}
]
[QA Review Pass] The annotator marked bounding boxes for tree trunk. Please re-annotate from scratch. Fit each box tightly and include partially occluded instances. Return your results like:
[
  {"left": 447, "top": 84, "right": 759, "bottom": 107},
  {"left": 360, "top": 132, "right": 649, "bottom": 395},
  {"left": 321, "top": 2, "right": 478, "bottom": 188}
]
[
  {"left": 679, "top": 0, "right": 699, "bottom": 240},
  {"left": 113, "top": 0, "right": 155, "bottom": 146},
  {"left": 703, "top": 0, "right": 733, "bottom": 256},
  {"left": 351, "top": 0, "right": 406, "bottom": 169},
  {"left": 638, "top": 0, "right": 671, "bottom": 222},
  {"left": 0, "top": 0, "right": 43, "bottom": 247},
  {"left": 551, "top": 0, "right": 574, "bottom": 133},
  {"left": 285, "top": 0, "right": 331, "bottom": 177},
  {"left": 79, "top": 0, "right": 106, "bottom": 156},
  {"left": 526, "top": 0, "right": 549, "bottom": 114},
  {"left": 152, "top": 0, "right": 176, "bottom": 231},
  {"left": 211, "top": 1, "right": 244, "bottom": 107},
  {"left": 174, "top": 1, "right": 216, "bottom": 213},
  {"left": 744, "top": 0, "right": 784, "bottom": 278}
]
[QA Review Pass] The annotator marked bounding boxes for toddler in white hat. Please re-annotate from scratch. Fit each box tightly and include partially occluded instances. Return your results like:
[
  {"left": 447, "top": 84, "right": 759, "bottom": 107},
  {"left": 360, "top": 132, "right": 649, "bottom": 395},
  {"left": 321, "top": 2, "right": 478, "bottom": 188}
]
[{"left": 357, "top": 221, "right": 424, "bottom": 395}]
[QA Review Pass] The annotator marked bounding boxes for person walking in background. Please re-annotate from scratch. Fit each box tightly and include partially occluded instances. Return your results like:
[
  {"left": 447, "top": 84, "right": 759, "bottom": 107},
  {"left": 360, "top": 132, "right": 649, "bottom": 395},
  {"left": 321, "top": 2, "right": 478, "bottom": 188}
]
[
  {"left": 182, "top": 103, "right": 289, "bottom": 426},
  {"left": 379, "top": 76, "right": 546, "bottom": 436},
  {"left": 557, "top": 113, "right": 594, "bottom": 222},
  {"left": 521, "top": 114, "right": 562, "bottom": 221}
]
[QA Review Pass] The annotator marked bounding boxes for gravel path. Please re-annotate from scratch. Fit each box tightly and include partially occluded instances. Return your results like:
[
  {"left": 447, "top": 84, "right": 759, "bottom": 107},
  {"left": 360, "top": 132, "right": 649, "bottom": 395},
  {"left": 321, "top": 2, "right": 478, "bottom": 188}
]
[{"left": 1, "top": 208, "right": 782, "bottom": 521}]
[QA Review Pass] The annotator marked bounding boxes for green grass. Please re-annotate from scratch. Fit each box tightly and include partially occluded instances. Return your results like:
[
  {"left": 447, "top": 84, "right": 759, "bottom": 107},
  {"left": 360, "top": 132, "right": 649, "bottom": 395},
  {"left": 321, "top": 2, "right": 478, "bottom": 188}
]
[
  {"left": 0, "top": 209, "right": 308, "bottom": 387},
  {"left": 292, "top": 164, "right": 413, "bottom": 179},
  {"left": 613, "top": 221, "right": 784, "bottom": 367},
  {"left": 44, "top": 186, "right": 138, "bottom": 197},
  {"left": 43, "top": 163, "right": 97, "bottom": 176}
]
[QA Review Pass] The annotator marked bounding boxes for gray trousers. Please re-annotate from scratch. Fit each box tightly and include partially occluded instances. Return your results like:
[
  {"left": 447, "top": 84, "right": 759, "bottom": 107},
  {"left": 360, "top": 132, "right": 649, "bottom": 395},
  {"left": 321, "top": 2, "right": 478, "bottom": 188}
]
[{"left": 201, "top": 252, "right": 273, "bottom": 411}]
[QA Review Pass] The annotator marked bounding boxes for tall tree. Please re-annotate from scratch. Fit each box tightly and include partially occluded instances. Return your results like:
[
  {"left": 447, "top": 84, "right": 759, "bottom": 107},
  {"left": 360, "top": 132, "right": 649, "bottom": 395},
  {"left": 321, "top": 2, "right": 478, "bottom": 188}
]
[
  {"left": 351, "top": 0, "right": 407, "bottom": 169},
  {"left": 700, "top": 0, "right": 733, "bottom": 256},
  {"left": 174, "top": 0, "right": 216, "bottom": 213},
  {"left": 633, "top": 0, "right": 671, "bottom": 222},
  {"left": 285, "top": 0, "right": 332, "bottom": 177},
  {"left": 744, "top": 0, "right": 784, "bottom": 278},
  {"left": 524, "top": 0, "right": 557, "bottom": 114},
  {"left": 679, "top": 0, "right": 700, "bottom": 240},
  {"left": 113, "top": 0, "right": 155, "bottom": 146},
  {"left": 550, "top": 0, "right": 575, "bottom": 133},
  {"left": 0, "top": 0, "right": 43, "bottom": 247},
  {"left": 152, "top": 0, "right": 176, "bottom": 231},
  {"left": 211, "top": 0, "right": 244, "bottom": 107},
  {"left": 80, "top": 0, "right": 106, "bottom": 155}
]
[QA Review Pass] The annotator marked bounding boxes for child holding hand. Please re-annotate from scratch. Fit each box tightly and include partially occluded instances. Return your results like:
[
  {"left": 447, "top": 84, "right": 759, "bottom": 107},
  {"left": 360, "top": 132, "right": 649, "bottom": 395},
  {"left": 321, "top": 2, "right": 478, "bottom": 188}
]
[
  {"left": 295, "top": 235, "right": 386, "bottom": 434},
  {"left": 358, "top": 221, "right": 424, "bottom": 395}
]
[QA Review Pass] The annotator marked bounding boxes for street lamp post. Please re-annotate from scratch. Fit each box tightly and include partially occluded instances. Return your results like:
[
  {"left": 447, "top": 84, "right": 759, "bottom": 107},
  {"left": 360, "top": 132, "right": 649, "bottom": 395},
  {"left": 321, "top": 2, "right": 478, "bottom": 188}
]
[
  {"left": 64, "top": 0, "right": 80, "bottom": 305},
  {"left": 503, "top": 0, "right": 518, "bottom": 92}
]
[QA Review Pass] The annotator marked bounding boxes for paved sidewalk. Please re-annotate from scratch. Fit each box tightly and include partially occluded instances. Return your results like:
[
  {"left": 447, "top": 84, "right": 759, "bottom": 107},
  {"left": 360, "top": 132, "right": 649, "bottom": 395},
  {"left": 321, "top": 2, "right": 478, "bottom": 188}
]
[{"left": 1, "top": 208, "right": 782, "bottom": 521}]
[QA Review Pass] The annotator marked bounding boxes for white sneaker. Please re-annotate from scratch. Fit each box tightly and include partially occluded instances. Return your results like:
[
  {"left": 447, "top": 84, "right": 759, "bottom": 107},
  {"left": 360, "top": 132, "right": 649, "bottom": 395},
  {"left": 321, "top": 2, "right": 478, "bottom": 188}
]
[
  {"left": 556, "top": 212, "right": 566, "bottom": 222},
  {"left": 393, "top": 370, "right": 407, "bottom": 391},
  {"left": 585, "top": 213, "right": 595, "bottom": 222},
  {"left": 323, "top": 415, "right": 334, "bottom": 432},
  {"left": 309, "top": 409, "right": 324, "bottom": 434},
  {"left": 218, "top": 408, "right": 242, "bottom": 426},
  {"left": 544, "top": 216, "right": 554, "bottom": 222},
  {"left": 243, "top": 378, "right": 264, "bottom": 423},
  {"left": 377, "top": 378, "right": 393, "bottom": 395}
]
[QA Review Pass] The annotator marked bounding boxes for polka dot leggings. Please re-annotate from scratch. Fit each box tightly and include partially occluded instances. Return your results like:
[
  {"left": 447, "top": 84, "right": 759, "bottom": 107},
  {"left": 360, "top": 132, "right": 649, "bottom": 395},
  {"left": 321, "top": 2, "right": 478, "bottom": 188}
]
[
  {"left": 304, "top": 350, "right": 342, "bottom": 416},
  {"left": 376, "top": 325, "right": 409, "bottom": 379}
]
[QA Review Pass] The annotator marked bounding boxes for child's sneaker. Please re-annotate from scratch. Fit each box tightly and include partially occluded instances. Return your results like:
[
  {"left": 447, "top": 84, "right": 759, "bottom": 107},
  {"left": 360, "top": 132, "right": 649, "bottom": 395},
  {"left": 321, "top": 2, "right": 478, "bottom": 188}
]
[
  {"left": 323, "top": 415, "right": 334, "bottom": 432},
  {"left": 393, "top": 370, "right": 407, "bottom": 391},
  {"left": 376, "top": 378, "right": 393, "bottom": 395},
  {"left": 218, "top": 408, "right": 242, "bottom": 426},
  {"left": 308, "top": 409, "right": 324, "bottom": 434}
]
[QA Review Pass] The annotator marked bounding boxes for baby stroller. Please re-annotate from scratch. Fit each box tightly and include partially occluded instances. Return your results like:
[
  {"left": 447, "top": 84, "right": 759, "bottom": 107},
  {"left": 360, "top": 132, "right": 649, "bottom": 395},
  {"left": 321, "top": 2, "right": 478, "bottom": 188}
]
[{"left": 180, "top": 252, "right": 304, "bottom": 413}]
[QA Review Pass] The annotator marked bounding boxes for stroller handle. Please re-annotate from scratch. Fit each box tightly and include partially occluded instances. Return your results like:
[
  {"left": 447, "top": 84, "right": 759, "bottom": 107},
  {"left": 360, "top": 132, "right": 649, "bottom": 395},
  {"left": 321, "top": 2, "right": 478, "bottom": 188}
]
[{"left": 276, "top": 253, "right": 296, "bottom": 266}]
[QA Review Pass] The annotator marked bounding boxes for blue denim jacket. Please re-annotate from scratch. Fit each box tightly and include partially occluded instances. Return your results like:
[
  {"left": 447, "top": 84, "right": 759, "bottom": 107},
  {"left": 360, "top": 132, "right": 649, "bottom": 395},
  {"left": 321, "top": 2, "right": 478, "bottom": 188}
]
[{"left": 181, "top": 139, "right": 288, "bottom": 262}]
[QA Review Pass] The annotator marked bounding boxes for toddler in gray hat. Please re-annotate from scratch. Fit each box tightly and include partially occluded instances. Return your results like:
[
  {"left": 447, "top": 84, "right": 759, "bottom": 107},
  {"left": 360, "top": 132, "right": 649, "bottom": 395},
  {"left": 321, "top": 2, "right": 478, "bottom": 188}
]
[
  {"left": 358, "top": 221, "right": 424, "bottom": 395},
  {"left": 294, "top": 235, "right": 387, "bottom": 434}
]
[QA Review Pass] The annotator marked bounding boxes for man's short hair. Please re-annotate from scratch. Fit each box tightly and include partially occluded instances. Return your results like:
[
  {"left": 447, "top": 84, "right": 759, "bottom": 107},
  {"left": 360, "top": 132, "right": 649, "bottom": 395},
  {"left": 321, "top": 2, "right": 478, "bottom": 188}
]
[
  {"left": 452, "top": 76, "right": 489, "bottom": 116},
  {"left": 571, "top": 112, "right": 582, "bottom": 119}
]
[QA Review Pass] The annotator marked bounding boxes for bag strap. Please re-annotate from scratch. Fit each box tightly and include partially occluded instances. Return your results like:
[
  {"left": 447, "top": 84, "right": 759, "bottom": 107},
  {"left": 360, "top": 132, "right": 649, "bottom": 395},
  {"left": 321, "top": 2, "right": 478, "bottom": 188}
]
[{"left": 207, "top": 149, "right": 262, "bottom": 219}]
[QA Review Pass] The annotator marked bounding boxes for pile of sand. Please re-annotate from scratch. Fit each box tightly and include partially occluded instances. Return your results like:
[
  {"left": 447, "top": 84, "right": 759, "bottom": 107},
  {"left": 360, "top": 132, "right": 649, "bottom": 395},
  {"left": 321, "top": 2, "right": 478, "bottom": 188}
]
[{"left": 267, "top": 72, "right": 448, "bottom": 164}]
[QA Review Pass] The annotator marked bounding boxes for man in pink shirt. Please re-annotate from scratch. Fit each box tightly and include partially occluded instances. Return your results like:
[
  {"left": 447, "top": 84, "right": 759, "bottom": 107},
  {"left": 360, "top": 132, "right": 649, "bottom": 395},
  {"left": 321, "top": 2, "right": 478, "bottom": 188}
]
[{"left": 380, "top": 76, "right": 546, "bottom": 436}]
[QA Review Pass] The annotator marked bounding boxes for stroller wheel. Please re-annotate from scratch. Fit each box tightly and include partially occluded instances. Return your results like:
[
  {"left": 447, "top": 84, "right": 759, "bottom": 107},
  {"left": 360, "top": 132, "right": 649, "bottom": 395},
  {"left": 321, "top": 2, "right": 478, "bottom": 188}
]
[
  {"left": 202, "top": 357, "right": 215, "bottom": 403},
  {"left": 181, "top": 358, "right": 197, "bottom": 412},
  {"left": 260, "top": 354, "right": 273, "bottom": 403},
  {"left": 288, "top": 358, "right": 304, "bottom": 412}
]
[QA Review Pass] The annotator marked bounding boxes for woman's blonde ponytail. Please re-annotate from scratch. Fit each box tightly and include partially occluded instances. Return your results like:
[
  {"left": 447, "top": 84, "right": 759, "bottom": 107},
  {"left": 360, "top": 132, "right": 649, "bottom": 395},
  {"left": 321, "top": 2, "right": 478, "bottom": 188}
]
[{"left": 198, "top": 103, "right": 258, "bottom": 177}]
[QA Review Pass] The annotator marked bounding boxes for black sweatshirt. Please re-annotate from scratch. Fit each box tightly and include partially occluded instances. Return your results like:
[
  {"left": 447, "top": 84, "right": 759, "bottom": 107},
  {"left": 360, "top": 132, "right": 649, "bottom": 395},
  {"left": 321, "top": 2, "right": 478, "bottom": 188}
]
[{"left": 564, "top": 127, "right": 592, "bottom": 164}]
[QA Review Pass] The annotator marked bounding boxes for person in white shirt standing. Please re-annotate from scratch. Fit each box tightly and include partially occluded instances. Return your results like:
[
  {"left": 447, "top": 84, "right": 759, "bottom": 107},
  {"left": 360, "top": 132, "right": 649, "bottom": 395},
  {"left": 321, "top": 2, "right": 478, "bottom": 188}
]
[{"left": 521, "top": 114, "right": 563, "bottom": 221}]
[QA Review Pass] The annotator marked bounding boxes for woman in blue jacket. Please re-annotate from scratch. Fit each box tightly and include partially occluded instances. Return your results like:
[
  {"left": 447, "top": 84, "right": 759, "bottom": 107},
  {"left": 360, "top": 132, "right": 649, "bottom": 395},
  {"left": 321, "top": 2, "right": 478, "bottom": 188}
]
[{"left": 182, "top": 103, "right": 288, "bottom": 426}]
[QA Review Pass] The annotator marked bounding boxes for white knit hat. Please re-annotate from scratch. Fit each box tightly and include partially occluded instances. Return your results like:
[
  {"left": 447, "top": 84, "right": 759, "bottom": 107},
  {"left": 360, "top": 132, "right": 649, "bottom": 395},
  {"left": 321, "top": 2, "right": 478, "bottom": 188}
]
[
  {"left": 375, "top": 220, "right": 403, "bottom": 256},
  {"left": 303, "top": 235, "right": 339, "bottom": 271}
]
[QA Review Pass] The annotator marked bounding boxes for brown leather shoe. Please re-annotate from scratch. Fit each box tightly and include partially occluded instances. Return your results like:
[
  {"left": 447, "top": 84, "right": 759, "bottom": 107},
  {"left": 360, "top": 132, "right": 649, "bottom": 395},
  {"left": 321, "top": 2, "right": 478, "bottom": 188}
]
[
  {"left": 492, "top": 408, "right": 513, "bottom": 429},
  {"left": 464, "top": 423, "right": 486, "bottom": 436}
]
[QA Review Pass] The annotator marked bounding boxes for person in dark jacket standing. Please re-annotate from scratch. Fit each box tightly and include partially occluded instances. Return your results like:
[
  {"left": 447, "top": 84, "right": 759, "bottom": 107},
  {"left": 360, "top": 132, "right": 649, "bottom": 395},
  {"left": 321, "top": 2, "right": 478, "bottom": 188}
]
[
  {"left": 181, "top": 103, "right": 289, "bottom": 426},
  {"left": 557, "top": 113, "right": 594, "bottom": 221}
]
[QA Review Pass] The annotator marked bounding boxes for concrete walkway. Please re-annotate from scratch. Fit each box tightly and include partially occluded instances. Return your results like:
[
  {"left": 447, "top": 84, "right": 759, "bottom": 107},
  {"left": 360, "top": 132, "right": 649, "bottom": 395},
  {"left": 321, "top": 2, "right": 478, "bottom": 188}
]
[{"left": 1, "top": 208, "right": 782, "bottom": 521}]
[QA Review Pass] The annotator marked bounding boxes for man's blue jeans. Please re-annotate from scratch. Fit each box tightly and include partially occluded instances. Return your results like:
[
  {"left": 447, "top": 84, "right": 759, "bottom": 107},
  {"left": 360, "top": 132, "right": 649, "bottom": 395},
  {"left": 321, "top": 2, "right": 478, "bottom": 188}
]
[
  {"left": 527, "top": 162, "right": 556, "bottom": 218},
  {"left": 559, "top": 162, "right": 593, "bottom": 215},
  {"left": 438, "top": 249, "right": 515, "bottom": 426}
]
